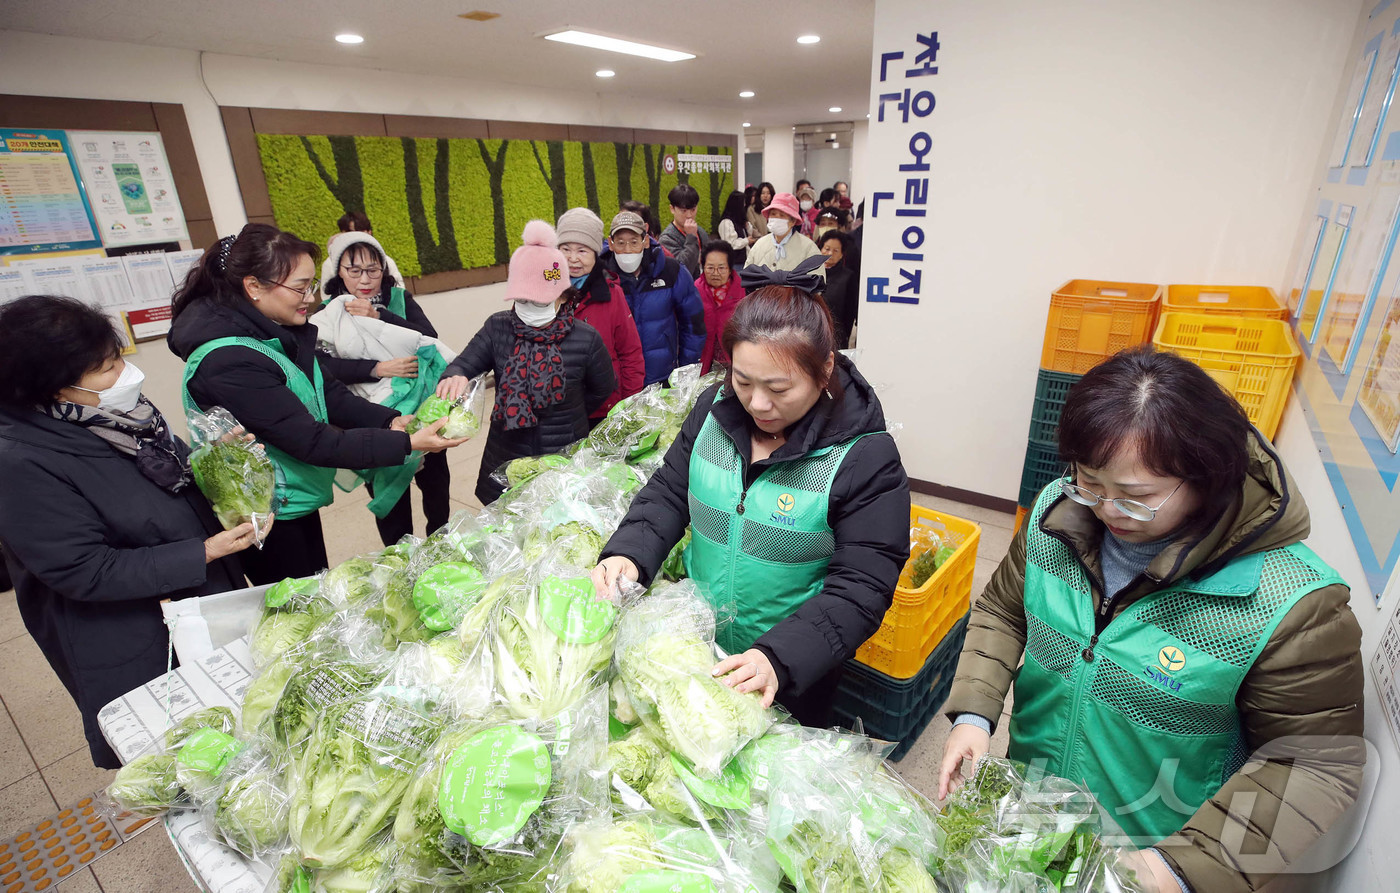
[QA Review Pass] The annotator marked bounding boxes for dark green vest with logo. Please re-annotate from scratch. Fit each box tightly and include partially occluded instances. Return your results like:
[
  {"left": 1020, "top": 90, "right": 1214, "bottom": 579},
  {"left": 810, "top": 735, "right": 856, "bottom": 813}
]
[
  {"left": 1008, "top": 480, "right": 1345, "bottom": 842},
  {"left": 181, "top": 336, "right": 337, "bottom": 521},
  {"left": 683, "top": 406, "right": 866, "bottom": 657}
]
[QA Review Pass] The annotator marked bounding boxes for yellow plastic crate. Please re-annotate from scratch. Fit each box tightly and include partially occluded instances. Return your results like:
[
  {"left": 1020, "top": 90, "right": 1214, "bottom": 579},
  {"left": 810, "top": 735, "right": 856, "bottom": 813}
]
[
  {"left": 855, "top": 505, "right": 980, "bottom": 678},
  {"left": 1153, "top": 312, "right": 1300, "bottom": 440},
  {"left": 1164, "top": 285, "right": 1288, "bottom": 320},
  {"left": 1041, "top": 279, "right": 1162, "bottom": 373}
]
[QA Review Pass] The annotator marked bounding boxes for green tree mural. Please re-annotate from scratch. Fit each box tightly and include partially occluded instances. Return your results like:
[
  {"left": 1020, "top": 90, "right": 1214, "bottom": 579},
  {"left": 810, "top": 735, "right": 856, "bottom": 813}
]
[
  {"left": 612, "top": 142, "right": 636, "bottom": 207},
  {"left": 529, "top": 140, "right": 569, "bottom": 222},
  {"left": 299, "top": 135, "right": 365, "bottom": 215},
  {"left": 402, "top": 137, "right": 459, "bottom": 274},
  {"left": 475, "top": 138, "right": 512, "bottom": 266}
]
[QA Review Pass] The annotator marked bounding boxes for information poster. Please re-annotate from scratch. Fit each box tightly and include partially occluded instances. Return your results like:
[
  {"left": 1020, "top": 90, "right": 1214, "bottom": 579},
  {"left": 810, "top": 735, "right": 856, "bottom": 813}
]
[
  {"left": 1359, "top": 290, "right": 1400, "bottom": 453},
  {"left": 120, "top": 253, "right": 176, "bottom": 339},
  {"left": 1324, "top": 188, "right": 1400, "bottom": 370},
  {"left": 8, "top": 255, "right": 135, "bottom": 349},
  {"left": 0, "top": 129, "right": 101, "bottom": 256},
  {"left": 68, "top": 131, "right": 190, "bottom": 247},
  {"left": 1351, "top": 22, "right": 1400, "bottom": 171}
]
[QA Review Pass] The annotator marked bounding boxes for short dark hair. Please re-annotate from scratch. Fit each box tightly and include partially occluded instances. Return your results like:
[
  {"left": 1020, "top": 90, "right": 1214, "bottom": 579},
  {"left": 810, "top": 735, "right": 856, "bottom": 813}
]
[
  {"left": 702, "top": 240, "right": 734, "bottom": 269},
  {"left": 817, "top": 229, "right": 848, "bottom": 252},
  {"left": 172, "top": 223, "right": 320, "bottom": 320},
  {"left": 834, "top": 180, "right": 849, "bottom": 190},
  {"left": 0, "top": 296, "right": 123, "bottom": 407},
  {"left": 1058, "top": 346, "right": 1252, "bottom": 531},
  {"left": 818, "top": 188, "right": 837, "bottom": 205},
  {"left": 722, "top": 285, "right": 842, "bottom": 402},
  {"left": 795, "top": 179, "right": 812, "bottom": 192},
  {"left": 338, "top": 210, "right": 371, "bottom": 232},
  {"left": 667, "top": 183, "right": 700, "bottom": 210}
]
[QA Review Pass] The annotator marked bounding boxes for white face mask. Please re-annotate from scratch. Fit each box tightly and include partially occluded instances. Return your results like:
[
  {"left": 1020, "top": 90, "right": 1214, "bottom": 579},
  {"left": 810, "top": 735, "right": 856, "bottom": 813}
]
[
  {"left": 513, "top": 300, "right": 557, "bottom": 327},
  {"left": 767, "top": 218, "right": 791, "bottom": 238},
  {"left": 615, "top": 251, "right": 645, "bottom": 273},
  {"left": 73, "top": 361, "right": 145, "bottom": 413},
  {"left": 799, "top": 200, "right": 814, "bottom": 212}
]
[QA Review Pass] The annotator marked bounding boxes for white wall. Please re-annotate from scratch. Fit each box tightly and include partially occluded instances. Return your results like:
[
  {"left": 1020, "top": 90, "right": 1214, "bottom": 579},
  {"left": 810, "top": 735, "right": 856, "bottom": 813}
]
[
  {"left": 762, "top": 126, "right": 795, "bottom": 194},
  {"left": 0, "top": 30, "right": 742, "bottom": 235},
  {"left": 850, "top": 118, "right": 869, "bottom": 204},
  {"left": 859, "top": 0, "right": 1365, "bottom": 499}
]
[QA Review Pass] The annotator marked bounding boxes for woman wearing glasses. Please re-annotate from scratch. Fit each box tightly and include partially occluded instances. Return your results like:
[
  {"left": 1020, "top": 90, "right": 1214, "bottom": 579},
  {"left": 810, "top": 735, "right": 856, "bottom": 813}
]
[
  {"left": 938, "top": 347, "right": 1364, "bottom": 893},
  {"left": 315, "top": 231, "right": 456, "bottom": 546},
  {"left": 169, "top": 224, "right": 469, "bottom": 583}
]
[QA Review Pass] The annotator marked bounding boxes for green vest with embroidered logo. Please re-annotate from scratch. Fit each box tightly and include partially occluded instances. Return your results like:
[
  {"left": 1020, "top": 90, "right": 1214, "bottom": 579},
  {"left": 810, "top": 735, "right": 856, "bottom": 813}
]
[
  {"left": 683, "top": 407, "right": 866, "bottom": 657},
  {"left": 1008, "top": 479, "right": 1346, "bottom": 843},
  {"left": 181, "top": 336, "right": 337, "bottom": 521}
]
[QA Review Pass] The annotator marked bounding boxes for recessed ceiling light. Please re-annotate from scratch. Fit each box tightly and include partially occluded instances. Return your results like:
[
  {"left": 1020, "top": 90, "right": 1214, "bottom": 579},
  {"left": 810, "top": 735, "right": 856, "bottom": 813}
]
[
  {"left": 828, "top": 106, "right": 842, "bottom": 113},
  {"left": 739, "top": 90, "right": 755, "bottom": 98},
  {"left": 797, "top": 35, "right": 821, "bottom": 45},
  {"left": 596, "top": 69, "right": 615, "bottom": 78},
  {"left": 742, "top": 122, "right": 751, "bottom": 127},
  {"left": 335, "top": 33, "right": 364, "bottom": 44},
  {"left": 542, "top": 29, "right": 695, "bottom": 62}
]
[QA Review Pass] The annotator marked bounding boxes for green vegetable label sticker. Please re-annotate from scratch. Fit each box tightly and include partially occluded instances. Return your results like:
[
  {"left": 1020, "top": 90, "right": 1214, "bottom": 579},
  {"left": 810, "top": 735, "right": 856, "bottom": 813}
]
[
  {"left": 265, "top": 575, "right": 318, "bottom": 608},
  {"left": 175, "top": 729, "right": 245, "bottom": 777},
  {"left": 619, "top": 871, "right": 716, "bottom": 893},
  {"left": 439, "top": 726, "right": 551, "bottom": 847},
  {"left": 289, "top": 867, "right": 311, "bottom": 893},
  {"left": 671, "top": 753, "right": 752, "bottom": 810},
  {"left": 413, "top": 562, "right": 486, "bottom": 631},
  {"left": 539, "top": 576, "right": 616, "bottom": 644}
]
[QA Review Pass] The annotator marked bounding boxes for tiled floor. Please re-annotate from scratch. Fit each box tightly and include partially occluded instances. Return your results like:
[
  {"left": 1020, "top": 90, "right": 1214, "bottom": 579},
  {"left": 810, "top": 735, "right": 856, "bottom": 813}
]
[{"left": 0, "top": 426, "right": 1016, "bottom": 887}]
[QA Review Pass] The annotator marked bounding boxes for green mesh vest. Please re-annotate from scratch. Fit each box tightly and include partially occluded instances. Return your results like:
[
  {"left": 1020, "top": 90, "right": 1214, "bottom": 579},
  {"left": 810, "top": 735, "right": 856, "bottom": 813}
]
[
  {"left": 1008, "top": 479, "right": 1345, "bottom": 843},
  {"left": 181, "top": 336, "right": 337, "bottom": 521},
  {"left": 684, "top": 408, "right": 865, "bottom": 657}
]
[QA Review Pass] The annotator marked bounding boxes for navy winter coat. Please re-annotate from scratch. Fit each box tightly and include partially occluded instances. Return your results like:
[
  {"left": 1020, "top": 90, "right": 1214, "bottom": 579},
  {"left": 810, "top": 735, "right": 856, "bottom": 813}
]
[{"left": 600, "top": 244, "right": 706, "bottom": 385}]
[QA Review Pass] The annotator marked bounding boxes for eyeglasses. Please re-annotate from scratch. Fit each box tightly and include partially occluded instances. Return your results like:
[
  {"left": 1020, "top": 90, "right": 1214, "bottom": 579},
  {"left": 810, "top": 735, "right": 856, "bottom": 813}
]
[
  {"left": 259, "top": 277, "right": 320, "bottom": 298},
  {"left": 1060, "top": 467, "right": 1185, "bottom": 522},
  {"left": 341, "top": 265, "right": 383, "bottom": 280},
  {"left": 703, "top": 265, "right": 730, "bottom": 275}
]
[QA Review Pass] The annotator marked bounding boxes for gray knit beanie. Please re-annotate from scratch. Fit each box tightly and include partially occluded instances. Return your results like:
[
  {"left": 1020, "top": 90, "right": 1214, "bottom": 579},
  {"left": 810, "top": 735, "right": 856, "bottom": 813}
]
[{"left": 555, "top": 207, "right": 604, "bottom": 254}]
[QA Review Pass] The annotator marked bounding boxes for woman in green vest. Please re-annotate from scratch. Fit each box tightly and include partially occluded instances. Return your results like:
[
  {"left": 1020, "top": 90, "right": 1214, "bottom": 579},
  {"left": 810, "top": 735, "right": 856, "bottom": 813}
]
[
  {"left": 938, "top": 347, "right": 1364, "bottom": 893},
  {"left": 592, "top": 259, "right": 911, "bottom": 726},
  {"left": 168, "top": 224, "right": 470, "bottom": 584}
]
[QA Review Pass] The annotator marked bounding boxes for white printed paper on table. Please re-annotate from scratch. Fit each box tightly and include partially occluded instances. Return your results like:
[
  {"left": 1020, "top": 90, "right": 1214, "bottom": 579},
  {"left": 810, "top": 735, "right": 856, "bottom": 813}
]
[
  {"left": 97, "top": 637, "right": 272, "bottom": 893},
  {"left": 68, "top": 131, "right": 190, "bottom": 248}
]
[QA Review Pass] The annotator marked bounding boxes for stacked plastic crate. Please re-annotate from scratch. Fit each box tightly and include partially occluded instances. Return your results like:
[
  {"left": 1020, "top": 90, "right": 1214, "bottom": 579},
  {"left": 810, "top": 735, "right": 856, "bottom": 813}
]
[
  {"left": 1016, "top": 280, "right": 1164, "bottom": 529},
  {"left": 831, "top": 506, "right": 981, "bottom": 760}
]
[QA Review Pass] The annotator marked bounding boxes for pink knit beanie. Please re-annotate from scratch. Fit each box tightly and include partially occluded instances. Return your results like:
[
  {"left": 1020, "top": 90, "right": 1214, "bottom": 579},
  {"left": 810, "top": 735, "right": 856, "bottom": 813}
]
[{"left": 506, "top": 220, "right": 570, "bottom": 304}]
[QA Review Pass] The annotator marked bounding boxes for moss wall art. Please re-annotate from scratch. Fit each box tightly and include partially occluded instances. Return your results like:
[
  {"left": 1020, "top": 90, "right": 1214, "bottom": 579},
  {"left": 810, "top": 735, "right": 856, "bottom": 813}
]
[{"left": 256, "top": 133, "right": 735, "bottom": 278}]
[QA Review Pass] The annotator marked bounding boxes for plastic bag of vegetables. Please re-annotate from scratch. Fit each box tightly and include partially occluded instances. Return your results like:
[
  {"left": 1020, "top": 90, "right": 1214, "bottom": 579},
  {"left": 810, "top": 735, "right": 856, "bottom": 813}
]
[
  {"left": 108, "top": 744, "right": 185, "bottom": 818},
  {"left": 188, "top": 406, "right": 277, "bottom": 545},
  {"left": 270, "top": 655, "right": 386, "bottom": 750},
  {"left": 287, "top": 688, "right": 445, "bottom": 868},
  {"left": 902, "top": 525, "right": 957, "bottom": 590},
  {"left": 615, "top": 581, "right": 774, "bottom": 778},
  {"left": 490, "top": 571, "right": 617, "bottom": 720},
  {"left": 406, "top": 377, "right": 485, "bottom": 439},
  {"left": 201, "top": 742, "right": 292, "bottom": 859},
  {"left": 249, "top": 575, "right": 335, "bottom": 669}
]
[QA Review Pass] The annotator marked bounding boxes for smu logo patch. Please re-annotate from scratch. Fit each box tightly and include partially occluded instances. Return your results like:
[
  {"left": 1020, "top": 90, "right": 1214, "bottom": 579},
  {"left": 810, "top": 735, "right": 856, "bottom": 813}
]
[
  {"left": 1144, "top": 645, "right": 1186, "bottom": 694},
  {"left": 770, "top": 492, "right": 797, "bottom": 526}
]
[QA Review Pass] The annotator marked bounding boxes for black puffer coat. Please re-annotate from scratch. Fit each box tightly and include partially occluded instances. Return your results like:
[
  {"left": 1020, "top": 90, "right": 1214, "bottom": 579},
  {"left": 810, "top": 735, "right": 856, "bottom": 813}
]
[
  {"left": 444, "top": 310, "right": 615, "bottom": 503},
  {"left": 0, "top": 406, "right": 245, "bottom": 768},
  {"left": 601, "top": 355, "right": 910, "bottom": 705},
  {"left": 168, "top": 297, "right": 409, "bottom": 470}
]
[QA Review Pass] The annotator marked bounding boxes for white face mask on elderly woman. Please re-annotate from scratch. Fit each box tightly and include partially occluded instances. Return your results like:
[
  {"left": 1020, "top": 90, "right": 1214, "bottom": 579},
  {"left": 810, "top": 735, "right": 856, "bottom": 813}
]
[
  {"left": 72, "top": 361, "right": 146, "bottom": 413},
  {"left": 766, "top": 218, "right": 791, "bottom": 238},
  {"left": 513, "top": 300, "right": 558, "bottom": 327}
]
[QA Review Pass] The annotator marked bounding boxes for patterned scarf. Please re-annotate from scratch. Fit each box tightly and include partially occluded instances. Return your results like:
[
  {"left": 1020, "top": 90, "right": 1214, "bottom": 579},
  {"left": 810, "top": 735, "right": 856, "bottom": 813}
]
[
  {"left": 45, "top": 396, "right": 192, "bottom": 493},
  {"left": 494, "top": 305, "right": 575, "bottom": 430}
]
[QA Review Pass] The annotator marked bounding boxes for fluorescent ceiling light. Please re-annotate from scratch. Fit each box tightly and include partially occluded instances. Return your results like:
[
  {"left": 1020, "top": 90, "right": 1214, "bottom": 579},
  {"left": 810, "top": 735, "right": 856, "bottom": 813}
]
[
  {"left": 797, "top": 35, "right": 821, "bottom": 45},
  {"left": 828, "top": 106, "right": 842, "bottom": 113},
  {"left": 596, "top": 69, "right": 615, "bottom": 78},
  {"left": 335, "top": 33, "right": 364, "bottom": 44},
  {"left": 739, "top": 90, "right": 755, "bottom": 98},
  {"left": 543, "top": 29, "right": 695, "bottom": 62},
  {"left": 742, "top": 122, "right": 751, "bottom": 127}
]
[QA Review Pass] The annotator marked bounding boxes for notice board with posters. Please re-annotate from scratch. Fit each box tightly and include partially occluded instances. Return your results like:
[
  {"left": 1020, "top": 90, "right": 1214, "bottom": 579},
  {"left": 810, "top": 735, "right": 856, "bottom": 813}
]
[
  {"left": 0, "top": 128, "right": 103, "bottom": 256},
  {"left": 67, "top": 130, "right": 190, "bottom": 248}
]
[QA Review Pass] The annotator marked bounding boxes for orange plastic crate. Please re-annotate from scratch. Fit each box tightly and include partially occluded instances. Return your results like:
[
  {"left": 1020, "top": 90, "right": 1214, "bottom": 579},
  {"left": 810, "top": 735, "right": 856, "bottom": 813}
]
[
  {"left": 1153, "top": 312, "right": 1300, "bottom": 440},
  {"left": 1014, "top": 505, "right": 1028, "bottom": 535},
  {"left": 1041, "top": 279, "right": 1162, "bottom": 373},
  {"left": 855, "top": 505, "right": 980, "bottom": 678},
  {"left": 1164, "top": 285, "right": 1288, "bottom": 320}
]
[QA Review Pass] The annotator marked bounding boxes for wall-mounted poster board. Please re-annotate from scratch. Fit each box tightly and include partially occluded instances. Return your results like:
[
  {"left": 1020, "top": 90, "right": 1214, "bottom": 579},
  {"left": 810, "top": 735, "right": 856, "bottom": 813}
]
[
  {"left": 67, "top": 130, "right": 190, "bottom": 248},
  {"left": 0, "top": 129, "right": 102, "bottom": 256}
]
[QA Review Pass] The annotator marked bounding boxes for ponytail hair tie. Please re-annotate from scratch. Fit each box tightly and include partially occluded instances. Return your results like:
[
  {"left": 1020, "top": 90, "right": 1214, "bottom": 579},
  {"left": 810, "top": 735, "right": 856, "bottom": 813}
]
[
  {"left": 739, "top": 254, "right": 827, "bottom": 295},
  {"left": 214, "top": 235, "right": 237, "bottom": 274}
]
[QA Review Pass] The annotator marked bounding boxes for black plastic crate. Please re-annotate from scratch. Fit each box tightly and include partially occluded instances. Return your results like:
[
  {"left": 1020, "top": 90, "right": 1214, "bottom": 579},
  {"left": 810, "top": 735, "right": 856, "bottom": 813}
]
[
  {"left": 1027, "top": 369, "right": 1082, "bottom": 444},
  {"left": 832, "top": 613, "right": 970, "bottom": 761},
  {"left": 1018, "top": 439, "right": 1063, "bottom": 508}
]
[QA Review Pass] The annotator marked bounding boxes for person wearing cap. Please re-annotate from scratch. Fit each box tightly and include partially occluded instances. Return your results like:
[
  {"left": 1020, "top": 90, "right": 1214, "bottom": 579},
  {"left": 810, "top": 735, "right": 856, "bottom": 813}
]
[
  {"left": 600, "top": 210, "right": 706, "bottom": 386},
  {"left": 748, "top": 192, "right": 825, "bottom": 275},
  {"left": 660, "top": 183, "right": 710, "bottom": 279},
  {"left": 556, "top": 207, "right": 645, "bottom": 421},
  {"left": 314, "top": 230, "right": 457, "bottom": 546},
  {"left": 796, "top": 186, "right": 819, "bottom": 236},
  {"left": 436, "top": 221, "right": 616, "bottom": 504}
]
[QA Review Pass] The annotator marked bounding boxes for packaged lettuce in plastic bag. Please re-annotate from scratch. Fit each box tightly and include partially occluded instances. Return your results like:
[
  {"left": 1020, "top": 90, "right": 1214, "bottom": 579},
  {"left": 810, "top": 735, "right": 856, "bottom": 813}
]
[
  {"left": 615, "top": 581, "right": 774, "bottom": 778},
  {"left": 308, "top": 829, "right": 399, "bottom": 893},
  {"left": 288, "top": 688, "right": 445, "bottom": 868},
  {"left": 205, "top": 742, "right": 292, "bottom": 859},
  {"left": 490, "top": 570, "right": 617, "bottom": 720},
  {"left": 407, "top": 377, "right": 485, "bottom": 439},
  {"left": 902, "top": 525, "right": 956, "bottom": 590},
  {"left": 188, "top": 406, "right": 277, "bottom": 546},
  {"left": 108, "top": 742, "right": 185, "bottom": 817},
  {"left": 270, "top": 653, "right": 386, "bottom": 750},
  {"left": 165, "top": 705, "right": 237, "bottom": 751},
  {"left": 250, "top": 575, "right": 335, "bottom": 669}
]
